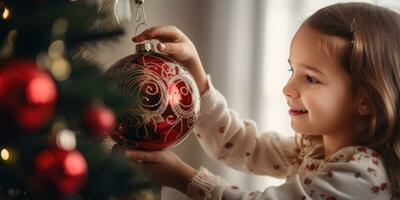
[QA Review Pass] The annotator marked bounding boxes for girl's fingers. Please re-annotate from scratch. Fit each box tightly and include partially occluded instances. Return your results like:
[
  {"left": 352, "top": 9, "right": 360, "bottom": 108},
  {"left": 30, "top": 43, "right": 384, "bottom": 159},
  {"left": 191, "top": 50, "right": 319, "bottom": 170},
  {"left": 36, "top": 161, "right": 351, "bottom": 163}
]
[
  {"left": 125, "top": 150, "right": 161, "bottom": 163},
  {"left": 112, "top": 144, "right": 125, "bottom": 152},
  {"left": 132, "top": 25, "right": 184, "bottom": 43},
  {"left": 157, "top": 42, "right": 185, "bottom": 58}
]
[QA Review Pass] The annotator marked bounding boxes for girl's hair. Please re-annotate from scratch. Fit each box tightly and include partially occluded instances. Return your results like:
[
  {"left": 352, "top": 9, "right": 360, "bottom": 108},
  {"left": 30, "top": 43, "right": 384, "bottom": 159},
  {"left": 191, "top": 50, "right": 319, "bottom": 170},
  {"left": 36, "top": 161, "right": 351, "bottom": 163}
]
[{"left": 299, "top": 2, "right": 400, "bottom": 194}]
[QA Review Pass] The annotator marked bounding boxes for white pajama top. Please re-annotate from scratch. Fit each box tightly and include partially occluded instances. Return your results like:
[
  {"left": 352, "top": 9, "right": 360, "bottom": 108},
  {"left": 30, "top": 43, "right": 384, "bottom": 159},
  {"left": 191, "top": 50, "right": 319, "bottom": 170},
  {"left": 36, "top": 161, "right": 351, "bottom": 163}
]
[{"left": 186, "top": 77, "right": 392, "bottom": 200}]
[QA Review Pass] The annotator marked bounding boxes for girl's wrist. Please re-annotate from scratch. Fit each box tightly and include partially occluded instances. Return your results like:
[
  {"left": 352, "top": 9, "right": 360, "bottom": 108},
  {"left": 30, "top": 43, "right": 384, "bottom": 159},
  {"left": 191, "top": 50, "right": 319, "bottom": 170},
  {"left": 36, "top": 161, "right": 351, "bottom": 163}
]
[
  {"left": 197, "top": 73, "right": 209, "bottom": 95},
  {"left": 176, "top": 164, "right": 197, "bottom": 194},
  {"left": 184, "top": 58, "right": 209, "bottom": 95}
]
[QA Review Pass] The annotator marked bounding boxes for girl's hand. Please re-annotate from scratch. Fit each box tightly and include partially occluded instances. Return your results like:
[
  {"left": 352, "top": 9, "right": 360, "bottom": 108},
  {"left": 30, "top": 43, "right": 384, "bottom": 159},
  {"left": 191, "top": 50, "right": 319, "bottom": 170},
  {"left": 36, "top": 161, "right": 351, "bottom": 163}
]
[
  {"left": 124, "top": 148, "right": 197, "bottom": 194},
  {"left": 132, "top": 25, "right": 209, "bottom": 95}
]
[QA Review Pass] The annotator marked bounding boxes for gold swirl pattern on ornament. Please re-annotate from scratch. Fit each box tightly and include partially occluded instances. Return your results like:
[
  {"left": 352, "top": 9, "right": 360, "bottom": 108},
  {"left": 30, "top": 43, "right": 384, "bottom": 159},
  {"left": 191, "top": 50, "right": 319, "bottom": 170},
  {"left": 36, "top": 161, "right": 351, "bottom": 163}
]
[
  {"left": 168, "top": 76, "right": 197, "bottom": 118},
  {"left": 122, "top": 63, "right": 168, "bottom": 114},
  {"left": 121, "top": 109, "right": 155, "bottom": 140},
  {"left": 141, "top": 55, "right": 200, "bottom": 143}
]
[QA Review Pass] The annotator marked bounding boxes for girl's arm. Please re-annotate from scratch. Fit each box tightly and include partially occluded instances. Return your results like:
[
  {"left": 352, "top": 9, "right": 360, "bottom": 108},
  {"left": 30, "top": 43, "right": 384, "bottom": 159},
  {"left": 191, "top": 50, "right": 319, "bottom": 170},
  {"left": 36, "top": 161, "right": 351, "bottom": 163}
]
[
  {"left": 194, "top": 76, "right": 297, "bottom": 178},
  {"left": 123, "top": 142, "right": 391, "bottom": 200},
  {"left": 187, "top": 149, "right": 391, "bottom": 200}
]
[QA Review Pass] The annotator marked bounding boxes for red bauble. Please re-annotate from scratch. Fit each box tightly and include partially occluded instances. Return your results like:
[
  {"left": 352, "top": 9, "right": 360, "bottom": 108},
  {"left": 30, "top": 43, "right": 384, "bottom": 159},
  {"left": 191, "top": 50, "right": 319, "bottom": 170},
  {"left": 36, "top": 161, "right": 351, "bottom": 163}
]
[
  {"left": 34, "top": 148, "right": 87, "bottom": 196},
  {"left": 84, "top": 104, "right": 116, "bottom": 136},
  {"left": 0, "top": 60, "right": 57, "bottom": 131},
  {"left": 108, "top": 42, "right": 200, "bottom": 151}
]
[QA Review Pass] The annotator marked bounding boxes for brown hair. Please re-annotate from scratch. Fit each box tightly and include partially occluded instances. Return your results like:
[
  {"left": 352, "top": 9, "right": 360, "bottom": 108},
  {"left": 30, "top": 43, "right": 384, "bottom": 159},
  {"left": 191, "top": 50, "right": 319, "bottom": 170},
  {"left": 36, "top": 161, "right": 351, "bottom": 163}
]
[{"left": 301, "top": 2, "right": 400, "bottom": 194}]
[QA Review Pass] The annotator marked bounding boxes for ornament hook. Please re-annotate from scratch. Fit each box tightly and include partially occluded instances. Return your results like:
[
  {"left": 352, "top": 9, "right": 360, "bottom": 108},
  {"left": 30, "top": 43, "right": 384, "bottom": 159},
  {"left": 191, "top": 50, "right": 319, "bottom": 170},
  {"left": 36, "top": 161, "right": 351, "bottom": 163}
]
[{"left": 134, "top": 0, "right": 148, "bottom": 36}]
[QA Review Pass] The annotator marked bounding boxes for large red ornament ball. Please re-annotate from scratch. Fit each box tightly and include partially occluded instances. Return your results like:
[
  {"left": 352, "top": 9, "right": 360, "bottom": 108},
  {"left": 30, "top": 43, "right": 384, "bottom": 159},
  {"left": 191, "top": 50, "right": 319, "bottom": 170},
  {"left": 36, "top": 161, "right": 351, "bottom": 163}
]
[
  {"left": 0, "top": 60, "right": 57, "bottom": 131},
  {"left": 108, "top": 42, "right": 200, "bottom": 151},
  {"left": 83, "top": 104, "right": 116, "bottom": 136},
  {"left": 33, "top": 148, "right": 87, "bottom": 196}
]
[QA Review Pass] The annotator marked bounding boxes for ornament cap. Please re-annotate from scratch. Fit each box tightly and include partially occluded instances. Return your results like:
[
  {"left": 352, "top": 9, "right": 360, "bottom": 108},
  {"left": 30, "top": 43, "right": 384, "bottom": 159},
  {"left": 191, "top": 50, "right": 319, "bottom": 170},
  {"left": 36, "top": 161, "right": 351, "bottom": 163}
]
[{"left": 135, "top": 42, "right": 154, "bottom": 53}]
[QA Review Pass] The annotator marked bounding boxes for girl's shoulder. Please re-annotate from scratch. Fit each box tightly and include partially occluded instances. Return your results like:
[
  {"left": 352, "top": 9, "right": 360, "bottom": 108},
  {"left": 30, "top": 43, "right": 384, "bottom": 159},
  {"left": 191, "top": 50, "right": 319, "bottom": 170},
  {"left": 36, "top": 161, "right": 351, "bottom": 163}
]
[
  {"left": 321, "top": 146, "right": 389, "bottom": 188},
  {"left": 302, "top": 145, "right": 388, "bottom": 181},
  {"left": 297, "top": 146, "right": 392, "bottom": 198},
  {"left": 324, "top": 146, "right": 382, "bottom": 164}
]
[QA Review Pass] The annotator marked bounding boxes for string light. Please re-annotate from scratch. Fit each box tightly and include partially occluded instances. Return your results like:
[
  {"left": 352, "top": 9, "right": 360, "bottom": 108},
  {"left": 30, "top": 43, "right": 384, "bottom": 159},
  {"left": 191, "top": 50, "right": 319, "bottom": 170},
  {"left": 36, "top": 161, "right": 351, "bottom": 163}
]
[
  {"left": 56, "top": 129, "right": 76, "bottom": 151},
  {"left": 43, "top": 18, "right": 72, "bottom": 81},
  {"left": 36, "top": 52, "right": 53, "bottom": 69},
  {"left": 51, "top": 18, "right": 68, "bottom": 39},
  {"left": 51, "top": 58, "right": 71, "bottom": 80},
  {"left": 1, "top": 148, "right": 10, "bottom": 161},
  {"left": 2, "top": 6, "right": 9, "bottom": 20},
  {"left": 48, "top": 40, "right": 64, "bottom": 59},
  {"left": 0, "top": 30, "right": 17, "bottom": 59}
]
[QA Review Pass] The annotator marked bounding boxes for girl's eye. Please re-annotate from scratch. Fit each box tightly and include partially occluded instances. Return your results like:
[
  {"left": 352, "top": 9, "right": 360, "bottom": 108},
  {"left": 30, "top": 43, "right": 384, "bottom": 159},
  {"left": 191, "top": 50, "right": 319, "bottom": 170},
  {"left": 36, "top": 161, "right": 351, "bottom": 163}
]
[{"left": 305, "top": 75, "right": 320, "bottom": 84}]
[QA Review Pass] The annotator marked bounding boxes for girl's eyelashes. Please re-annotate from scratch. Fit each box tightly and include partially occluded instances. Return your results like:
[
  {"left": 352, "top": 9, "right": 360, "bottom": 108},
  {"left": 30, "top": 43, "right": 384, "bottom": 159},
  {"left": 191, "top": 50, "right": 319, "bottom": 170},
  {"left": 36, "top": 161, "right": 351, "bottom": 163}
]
[
  {"left": 305, "top": 75, "right": 321, "bottom": 84},
  {"left": 287, "top": 67, "right": 321, "bottom": 84}
]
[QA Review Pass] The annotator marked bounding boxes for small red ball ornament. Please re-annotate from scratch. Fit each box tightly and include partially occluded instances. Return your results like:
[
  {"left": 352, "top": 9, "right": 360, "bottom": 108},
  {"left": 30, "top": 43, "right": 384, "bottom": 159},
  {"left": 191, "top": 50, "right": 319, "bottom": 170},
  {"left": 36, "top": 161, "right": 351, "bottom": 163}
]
[
  {"left": 0, "top": 60, "right": 57, "bottom": 131},
  {"left": 34, "top": 148, "right": 87, "bottom": 196},
  {"left": 108, "top": 42, "right": 200, "bottom": 151},
  {"left": 83, "top": 104, "right": 116, "bottom": 136}
]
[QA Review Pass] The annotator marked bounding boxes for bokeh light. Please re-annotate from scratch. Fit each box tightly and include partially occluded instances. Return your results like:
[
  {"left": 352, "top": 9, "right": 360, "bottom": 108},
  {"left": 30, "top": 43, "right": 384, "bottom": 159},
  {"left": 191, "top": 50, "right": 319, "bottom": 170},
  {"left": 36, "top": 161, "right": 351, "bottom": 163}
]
[
  {"left": 63, "top": 151, "right": 87, "bottom": 177},
  {"left": 25, "top": 74, "right": 57, "bottom": 105},
  {"left": 2, "top": 7, "right": 10, "bottom": 20},
  {"left": 1, "top": 148, "right": 10, "bottom": 161}
]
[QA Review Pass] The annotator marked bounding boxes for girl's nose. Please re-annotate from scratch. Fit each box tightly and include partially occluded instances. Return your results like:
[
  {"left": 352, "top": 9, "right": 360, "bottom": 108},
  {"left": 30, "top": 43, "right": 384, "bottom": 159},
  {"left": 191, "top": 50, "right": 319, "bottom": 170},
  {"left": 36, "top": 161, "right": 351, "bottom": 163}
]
[{"left": 282, "top": 81, "right": 300, "bottom": 98}]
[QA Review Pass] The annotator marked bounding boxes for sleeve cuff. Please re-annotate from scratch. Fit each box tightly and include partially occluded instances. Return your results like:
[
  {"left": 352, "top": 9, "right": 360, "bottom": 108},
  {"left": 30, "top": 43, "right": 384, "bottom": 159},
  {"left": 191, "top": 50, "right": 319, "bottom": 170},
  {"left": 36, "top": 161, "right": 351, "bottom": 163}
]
[
  {"left": 199, "top": 75, "right": 222, "bottom": 117},
  {"left": 101, "top": 136, "right": 116, "bottom": 153},
  {"left": 186, "top": 166, "right": 228, "bottom": 199}
]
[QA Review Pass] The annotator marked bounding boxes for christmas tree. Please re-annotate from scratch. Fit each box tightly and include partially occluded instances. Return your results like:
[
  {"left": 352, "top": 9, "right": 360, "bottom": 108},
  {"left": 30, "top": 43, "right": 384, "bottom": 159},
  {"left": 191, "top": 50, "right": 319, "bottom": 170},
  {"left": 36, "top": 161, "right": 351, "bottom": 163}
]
[{"left": 0, "top": 0, "right": 157, "bottom": 199}]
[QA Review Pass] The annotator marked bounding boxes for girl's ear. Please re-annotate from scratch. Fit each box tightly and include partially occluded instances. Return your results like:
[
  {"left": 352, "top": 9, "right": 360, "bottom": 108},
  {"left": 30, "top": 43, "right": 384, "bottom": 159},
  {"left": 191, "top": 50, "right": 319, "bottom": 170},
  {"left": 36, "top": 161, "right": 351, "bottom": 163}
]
[{"left": 357, "top": 98, "right": 370, "bottom": 116}]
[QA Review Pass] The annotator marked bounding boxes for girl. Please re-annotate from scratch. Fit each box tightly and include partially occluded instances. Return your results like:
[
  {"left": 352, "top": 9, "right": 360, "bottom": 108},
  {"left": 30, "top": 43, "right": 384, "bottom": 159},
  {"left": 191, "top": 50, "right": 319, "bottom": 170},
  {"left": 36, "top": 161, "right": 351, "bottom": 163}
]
[{"left": 125, "top": 2, "right": 400, "bottom": 199}]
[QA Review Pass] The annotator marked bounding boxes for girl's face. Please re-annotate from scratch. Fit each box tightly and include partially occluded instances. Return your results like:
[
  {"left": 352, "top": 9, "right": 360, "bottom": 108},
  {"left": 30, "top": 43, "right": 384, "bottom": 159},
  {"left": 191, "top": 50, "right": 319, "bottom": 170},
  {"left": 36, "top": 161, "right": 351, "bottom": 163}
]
[{"left": 283, "top": 25, "right": 359, "bottom": 137}]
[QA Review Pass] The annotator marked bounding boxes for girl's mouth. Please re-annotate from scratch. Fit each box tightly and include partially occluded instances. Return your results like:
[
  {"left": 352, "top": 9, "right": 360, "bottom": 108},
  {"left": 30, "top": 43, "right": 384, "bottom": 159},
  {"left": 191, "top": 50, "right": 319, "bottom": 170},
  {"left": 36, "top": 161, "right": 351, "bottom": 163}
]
[{"left": 289, "top": 108, "right": 308, "bottom": 116}]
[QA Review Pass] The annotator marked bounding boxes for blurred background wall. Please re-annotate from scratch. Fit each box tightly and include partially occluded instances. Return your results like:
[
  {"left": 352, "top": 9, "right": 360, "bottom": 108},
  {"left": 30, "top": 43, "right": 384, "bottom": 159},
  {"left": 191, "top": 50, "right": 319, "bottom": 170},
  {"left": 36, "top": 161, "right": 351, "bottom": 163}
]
[{"left": 93, "top": 0, "right": 400, "bottom": 199}]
